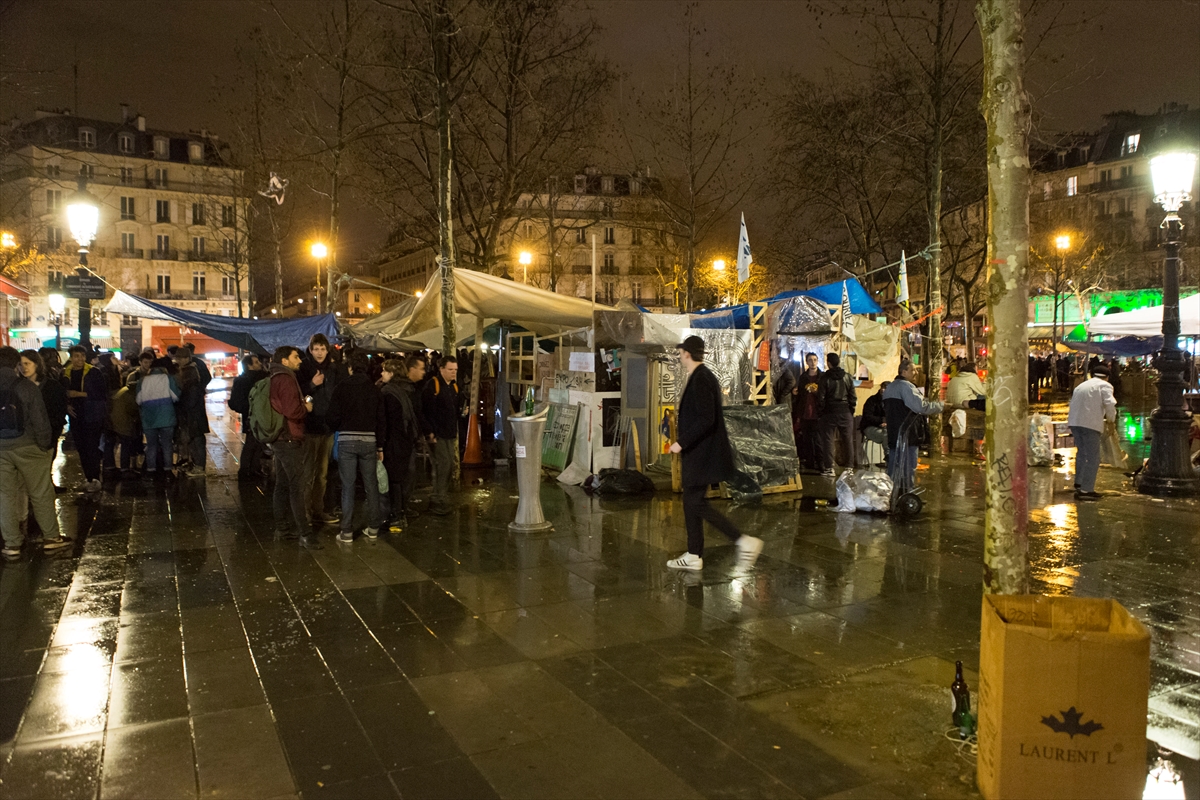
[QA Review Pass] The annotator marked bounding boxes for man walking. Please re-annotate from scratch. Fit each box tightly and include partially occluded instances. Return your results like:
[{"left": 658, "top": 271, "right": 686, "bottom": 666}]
[
  {"left": 327, "top": 351, "right": 386, "bottom": 542},
  {"left": 421, "top": 355, "right": 460, "bottom": 516},
  {"left": 816, "top": 352, "right": 857, "bottom": 476},
  {"left": 666, "top": 336, "right": 763, "bottom": 572},
  {"left": 229, "top": 354, "right": 268, "bottom": 480},
  {"left": 269, "top": 346, "right": 321, "bottom": 549},
  {"left": 1067, "top": 363, "right": 1117, "bottom": 502},
  {"left": 1, "top": 346, "right": 72, "bottom": 558},
  {"left": 62, "top": 345, "right": 106, "bottom": 492}
]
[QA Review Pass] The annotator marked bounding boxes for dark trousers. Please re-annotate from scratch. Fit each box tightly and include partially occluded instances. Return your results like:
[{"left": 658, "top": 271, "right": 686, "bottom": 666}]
[
  {"left": 239, "top": 415, "right": 265, "bottom": 476},
  {"left": 682, "top": 484, "right": 741, "bottom": 557},
  {"left": 384, "top": 449, "right": 416, "bottom": 520},
  {"left": 795, "top": 417, "right": 822, "bottom": 470},
  {"left": 72, "top": 422, "right": 102, "bottom": 481},
  {"left": 272, "top": 439, "right": 312, "bottom": 535},
  {"left": 819, "top": 410, "right": 856, "bottom": 470},
  {"left": 430, "top": 437, "right": 456, "bottom": 506}
]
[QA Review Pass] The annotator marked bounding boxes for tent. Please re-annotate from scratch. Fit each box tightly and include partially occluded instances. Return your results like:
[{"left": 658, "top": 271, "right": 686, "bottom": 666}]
[
  {"left": 690, "top": 278, "right": 884, "bottom": 330},
  {"left": 362, "top": 268, "right": 609, "bottom": 348},
  {"left": 346, "top": 297, "right": 424, "bottom": 351},
  {"left": 105, "top": 291, "right": 340, "bottom": 356},
  {"left": 1085, "top": 294, "right": 1200, "bottom": 337}
]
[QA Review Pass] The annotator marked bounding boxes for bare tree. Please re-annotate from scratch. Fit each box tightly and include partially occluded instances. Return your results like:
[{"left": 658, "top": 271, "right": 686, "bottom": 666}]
[{"left": 619, "top": 3, "right": 762, "bottom": 311}]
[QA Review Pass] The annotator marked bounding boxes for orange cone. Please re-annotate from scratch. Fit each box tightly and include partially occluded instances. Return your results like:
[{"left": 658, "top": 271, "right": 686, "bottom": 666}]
[{"left": 463, "top": 408, "right": 484, "bottom": 465}]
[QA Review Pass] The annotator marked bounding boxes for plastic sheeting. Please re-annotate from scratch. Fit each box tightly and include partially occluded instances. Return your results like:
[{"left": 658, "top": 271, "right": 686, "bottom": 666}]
[
  {"left": 723, "top": 405, "right": 800, "bottom": 490},
  {"left": 850, "top": 316, "right": 902, "bottom": 385},
  {"left": 835, "top": 469, "right": 893, "bottom": 513},
  {"left": 661, "top": 329, "right": 753, "bottom": 403},
  {"left": 1028, "top": 414, "right": 1053, "bottom": 466},
  {"left": 770, "top": 295, "right": 833, "bottom": 336},
  {"left": 1086, "top": 293, "right": 1199, "bottom": 337}
]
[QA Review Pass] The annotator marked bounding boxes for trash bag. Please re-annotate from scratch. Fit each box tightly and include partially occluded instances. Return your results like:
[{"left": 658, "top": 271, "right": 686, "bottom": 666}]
[
  {"left": 950, "top": 409, "right": 968, "bottom": 439},
  {"left": 1028, "top": 414, "right": 1053, "bottom": 466},
  {"left": 724, "top": 471, "right": 762, "bottom": 504},
  {"left": 376, "top": 461, "right": 389, "bottom": 494},
  {"left": 596, "top": 468, "right": 655, "bottom": 496},
  {"left": 1100, "top": 421, "right": 1129, "bottom": 470},
  {"left": 835, "top": 469, "right": 893, "bottom": 513}
]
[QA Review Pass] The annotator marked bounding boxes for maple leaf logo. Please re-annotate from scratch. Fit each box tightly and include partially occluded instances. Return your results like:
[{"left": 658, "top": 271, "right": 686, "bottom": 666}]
[{"left": 1041, "top": 707, "right": 1104, "bottom": 738}]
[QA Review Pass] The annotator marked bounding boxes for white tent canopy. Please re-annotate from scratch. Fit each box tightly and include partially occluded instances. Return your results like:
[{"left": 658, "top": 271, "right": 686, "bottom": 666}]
[
  {"left": 1085, "top": 294, "right": 1200, "bottom": 337},
  {"left": 354, "top": 268, "right": 609, "bottom": 348}
]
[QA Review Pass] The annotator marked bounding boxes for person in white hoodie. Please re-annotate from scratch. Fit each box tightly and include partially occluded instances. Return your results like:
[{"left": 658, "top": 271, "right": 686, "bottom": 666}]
[{"left": 1067, "top": 363, "right": 1117, "bottom": 501}]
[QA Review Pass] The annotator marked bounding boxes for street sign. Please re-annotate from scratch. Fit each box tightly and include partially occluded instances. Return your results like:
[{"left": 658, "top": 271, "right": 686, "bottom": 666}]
[{"left": 62, "top": 275, "right": 106, "bottom": 300}]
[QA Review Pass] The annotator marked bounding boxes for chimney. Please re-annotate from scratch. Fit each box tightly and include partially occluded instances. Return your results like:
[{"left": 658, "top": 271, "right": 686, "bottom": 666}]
[
  {"left": 136, "top": 114, "right": 146, "bottom": 132},
  {"left": 120, "top": 103, "right": 130, "bottom": 123}
]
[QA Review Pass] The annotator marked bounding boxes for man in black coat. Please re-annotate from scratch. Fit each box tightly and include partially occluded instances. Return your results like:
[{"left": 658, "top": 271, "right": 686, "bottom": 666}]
[
  {"left": 229, "top": 354, "right": 268, "bottom": 480},
  {"left": 666, "top": 336, "right": 763, "bottom": 572},
  {"left": 421, "top": 355, "right": 460, "bottom": 515},
  {"left": 815, "top": 352, "right": 857, "bottom": 476}
]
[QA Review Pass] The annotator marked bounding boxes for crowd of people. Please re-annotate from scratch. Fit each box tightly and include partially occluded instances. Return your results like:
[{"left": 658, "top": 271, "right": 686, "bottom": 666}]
[{"left": 0, "top": 333, "right": 469, "bottom": 559}]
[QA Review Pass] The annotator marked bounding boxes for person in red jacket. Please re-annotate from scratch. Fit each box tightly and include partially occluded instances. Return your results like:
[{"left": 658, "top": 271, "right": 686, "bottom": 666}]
[{"left": 269, "top": 346, "right": 321, "bottom": 549}]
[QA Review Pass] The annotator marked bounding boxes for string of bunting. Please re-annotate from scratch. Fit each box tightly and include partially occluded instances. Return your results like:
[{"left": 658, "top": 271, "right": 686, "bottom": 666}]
[{"left": 899, "top": 305, "right": 945, "bottom": 329}]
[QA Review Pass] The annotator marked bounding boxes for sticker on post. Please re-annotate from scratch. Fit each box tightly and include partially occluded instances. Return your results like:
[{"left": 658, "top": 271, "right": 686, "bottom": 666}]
[{"left": 516, "top": 444, "right": 527, "bottom": 458}]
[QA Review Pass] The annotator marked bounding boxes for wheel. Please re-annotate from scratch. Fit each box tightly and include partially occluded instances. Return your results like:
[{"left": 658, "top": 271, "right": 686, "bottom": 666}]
[{"left": 895, "top": 492, "right": 923, "bottom": 516}]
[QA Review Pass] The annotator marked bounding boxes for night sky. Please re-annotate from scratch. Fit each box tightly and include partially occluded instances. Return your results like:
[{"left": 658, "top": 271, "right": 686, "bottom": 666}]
[{"left": 3, "top": 0, "right": 1198, "bottom": 265}]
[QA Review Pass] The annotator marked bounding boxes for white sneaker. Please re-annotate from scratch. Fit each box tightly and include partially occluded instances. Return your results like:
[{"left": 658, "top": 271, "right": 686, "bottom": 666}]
[
  {"left": 736, "top": 535, "right": 764, "bottom": 569},
  {"left": 83, "top": 479, "right": 101, "bottom": 492},
  {"left": 336, "top": 531, "right": 354, "bottom": 543},
  {"left": 666, "top": 552, "right": 703, "bottom": 571},
  {"left": 363, "top": 527, "right": 379, "bottom": 540}
]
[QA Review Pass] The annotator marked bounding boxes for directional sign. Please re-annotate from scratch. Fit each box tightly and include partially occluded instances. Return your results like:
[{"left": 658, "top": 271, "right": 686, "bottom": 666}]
[{"left": 62, "top": 275, "right": 106, "bottom": 300}]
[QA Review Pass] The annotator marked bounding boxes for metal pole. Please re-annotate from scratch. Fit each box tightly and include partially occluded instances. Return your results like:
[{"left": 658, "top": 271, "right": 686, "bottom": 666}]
[
  {"left": 589, "top": 234, "right": 597, "bottom": 349},
  {"left": 77, "top": 261, "right": 91, "bottom": 350},
  {"left": 1137, "top": 214, "right": 1199, "bottom": 496}
]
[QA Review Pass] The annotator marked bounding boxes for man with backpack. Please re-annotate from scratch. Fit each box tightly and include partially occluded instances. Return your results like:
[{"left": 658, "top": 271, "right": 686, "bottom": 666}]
[
  {"left": 1, "top": 346, "right": 72, "bottom": 559},
  {"left": 136, "top": 356, "right": 180, "bottom": 480},
  {"left": 816, "top": 352, "right": 857, "bottom": 476},
  {"left": 261, "top": 346, "right": 321, "bottom": 550},
  {"left": 229, "top": 354, "right": 268, "bottom": 481}
]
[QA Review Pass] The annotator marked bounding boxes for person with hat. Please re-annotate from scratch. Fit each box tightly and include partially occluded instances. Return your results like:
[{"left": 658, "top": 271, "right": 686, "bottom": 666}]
[
  {"left": 666, "top": 336, "right": 763, "bottom": 571},
  {"left": 1067, "top": 363, "right": 1116, "bottom": 501}
]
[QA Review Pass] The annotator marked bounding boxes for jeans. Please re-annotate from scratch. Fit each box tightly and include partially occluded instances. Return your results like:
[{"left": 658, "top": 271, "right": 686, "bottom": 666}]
[
  {"left": 682, "top": 484, "right": 742, "bottom": 557},
  {"left": 1071, "top": 426, "right": 1101, "bottom": 493},
  {"left": 305, "top": 433, "right": 335, "bottom": 516},
  {"left": 0, "top": 445, "right": 60, "bottom": 548},
  {"left": 238, "top": 414, "right": 265, "bottom": 476},
  {"left": 819, "top": 410, "right": 856, "bottom": 470},
  {"left": 144, "top": 426, "right": 174, "bottom": 473},
  {"left": 337, "top": 438, "right": 383, "bottom": 533},
  {"left": 273, "top": 439, "right": 312, "bottom": 535},
  {"left": 430, "top": 437, "right": 456, "bottom": 506}
]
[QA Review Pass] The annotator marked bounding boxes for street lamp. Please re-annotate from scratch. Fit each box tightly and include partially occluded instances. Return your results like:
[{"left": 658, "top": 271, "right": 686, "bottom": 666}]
[
  {"left": 1052, "top": 233, "right": 1072, "bottom": 361},
  {"left": 1, "top": 232, "right": 15, "bottom": 249},
  {"left": 65, "top": 180, "right": 100, "bottom": 349},
  {"left": 518, "top": 250, "right": 532, "bottom": 283},
  {"left": 713, "top": 258, "right": 726, "bottom": 272},
  {"left": 1137, "top": 149, "right": 1199, "bottom": 497},
  {"left": 311, "top": 242, "right": 328, "bottom": 313},
  {"left": 48, "top": 291, "right": 65, "bottom": 351}
]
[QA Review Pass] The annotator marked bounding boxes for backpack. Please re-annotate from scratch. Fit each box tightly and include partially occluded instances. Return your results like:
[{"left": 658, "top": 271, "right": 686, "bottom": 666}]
[
  {"left": 0, "top": 386, "right": 24, "bottom": 439},
  {"left": 249, "top": 377, "right": 286, "bottom": 443}
]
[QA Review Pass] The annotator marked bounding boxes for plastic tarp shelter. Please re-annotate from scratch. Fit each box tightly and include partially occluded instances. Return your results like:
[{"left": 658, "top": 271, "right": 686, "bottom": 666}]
[
  {"left": 1085, "top": 294, "right": 1199, "bottom": 337},
  {"left": 689, "top": 278, "right": 884, "bottom": 330},
  {"left": 1067, "top": 336, "right": 1164, "bottom": 357},
  {"left": 347, "top": 297, "right": 424, "bottom": 351},
  {"left": 388, "top": 268, "right": 611, "bottom": 348},
  {"left": 105, "top": 290, "right": 340, "bottom": 356}
]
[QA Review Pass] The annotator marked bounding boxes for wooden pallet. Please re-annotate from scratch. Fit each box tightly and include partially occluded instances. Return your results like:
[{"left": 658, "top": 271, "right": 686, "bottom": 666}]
[{"left": 706, "top": 473, "right": 804, "bottom": 499}]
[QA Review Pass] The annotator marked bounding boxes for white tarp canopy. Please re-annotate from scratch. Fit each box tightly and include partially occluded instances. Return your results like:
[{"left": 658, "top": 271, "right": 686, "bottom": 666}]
[
  {"left": 1085, "top": 294, "right": 1200, "bottom": 337},
  {"left": 362, "top": 268, "right": 610, "bottom": 348}
]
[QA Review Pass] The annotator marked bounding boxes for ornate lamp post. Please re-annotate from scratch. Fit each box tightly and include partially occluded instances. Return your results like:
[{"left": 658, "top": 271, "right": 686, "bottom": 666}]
[
  {"left": 48, "top": 291, "right": 65, "bottom": 351},
  {"left": 311, "top": 242, "right": 328, "bottom": 314},
  {"left": 65, "top": 180, "right": 100, "bottom": 350},
  {"left": 1137, "top": 150, "right": 1199, "bottom": 497}
]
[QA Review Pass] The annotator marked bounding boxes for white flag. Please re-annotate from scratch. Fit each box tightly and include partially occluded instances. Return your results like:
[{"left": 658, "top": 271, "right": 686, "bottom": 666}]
[
  {"left": 736, "top": 213, "right": 752, "bottom": 283},
  {"left": 840, "top": 280, "right": 856, "bottom": 340},
  {"left": 897, "top": 249, "right": 910, "bottom": 308}
]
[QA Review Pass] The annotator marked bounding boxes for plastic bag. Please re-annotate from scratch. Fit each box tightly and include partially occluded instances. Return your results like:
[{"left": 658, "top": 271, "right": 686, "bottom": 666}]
[
  {"left": 724, "top": 471, "right": 762, "bottom": 505},
  {"left": 1100, "top": 421, "right": 1129, "bottom": 470},
  {"left": 1027, "top": 414, "right": 1053, "bottom": 466},
  {"left": 596, "top": 468, "right": 655, "bottom": 496},
  {"left": 376, "top": 461, "right": 389, "bottom": 494},
  {"left": 835, "top": 469, "right": 894, "bottom": 513},
  {"left": 950, "top": 409, "right": 968, "bottom": 439}
]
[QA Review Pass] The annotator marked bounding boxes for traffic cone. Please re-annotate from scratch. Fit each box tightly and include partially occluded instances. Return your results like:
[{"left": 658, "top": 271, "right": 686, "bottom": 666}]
[{"left": 463, "top": 410, "right": 484, "bottom": 465}]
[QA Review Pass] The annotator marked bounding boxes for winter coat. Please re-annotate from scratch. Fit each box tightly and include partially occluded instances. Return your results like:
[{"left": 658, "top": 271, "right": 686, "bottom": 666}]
[
  {"left": 108, "top": 386, "right": 140, "bottom": 438},
  {"left": 0, "top": 371, "right": 53, "bottom": 451},
  {"left": 298, "top": 353, "right": 347, "bottom": 436},
  {"left": 269, "top": 364, "right": 308, "bottom": 442},
  {"left": 327, "top": 372, "right": 385, "bottom": 439},
  {"left": 62, "top": 363, "right": 109, "bottom": 428},
  {"left": 676, "top": 364, "right": 736, "bottom": 488},
  {"left": 136, "top": 369, "right": 180, "bottom": 430},
  {"left": 40, "top": 379, "right": 68, "bottom": 443},
  {"left": 421, "top": 374, "right": 461, "bottom": 441},
  {"left": 883, "top": 378, "right": 944, "bottom": 449},
  {"left": 229, "top": 369, "right": 268, "bottom": 417},
  {"left": 816, "top": 366, "right": 856, "bottom": 416},
  {"left": 860, "top": 389, "right": 886, "bottom": 431},
  {"left": 176, "top": 361, "right": 210, "bottom": 436},
  {"left": 380, "top": 379, "right": 420, "bottom": 474}
]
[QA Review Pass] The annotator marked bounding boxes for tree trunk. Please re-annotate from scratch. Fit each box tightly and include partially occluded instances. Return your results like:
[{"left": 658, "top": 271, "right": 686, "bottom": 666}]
[
  {"left": 977, "top": 0, "right": 1031, "bottom": 595},
  {"left": 924, "top": 0, "right": 948, "bottom": 399},
  {"left": 435, "top": 0, "right": 456, "bottom": 356}
]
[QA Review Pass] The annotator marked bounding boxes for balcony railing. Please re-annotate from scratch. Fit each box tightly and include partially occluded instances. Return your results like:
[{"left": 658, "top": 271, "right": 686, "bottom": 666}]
[
  {"left": 140, "top": 290, "right": 238, "bottom": 302},
  {"left": 150, "top": 249, "right": 179, "bottom": 261}
]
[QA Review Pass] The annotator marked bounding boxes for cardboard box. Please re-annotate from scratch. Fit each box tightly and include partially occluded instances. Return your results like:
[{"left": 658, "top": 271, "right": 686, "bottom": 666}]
[{"left": 977, "top": 595, "right": 1150, "bottom": 800}]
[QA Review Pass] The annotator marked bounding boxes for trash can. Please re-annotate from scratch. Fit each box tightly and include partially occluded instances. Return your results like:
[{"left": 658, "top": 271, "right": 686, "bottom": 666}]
[
  {"left": 977, "top": 595, "right": 1150, "bottom": 800},
  {"left": 508, "top": 410, "right": 553, "bottom": 533}
]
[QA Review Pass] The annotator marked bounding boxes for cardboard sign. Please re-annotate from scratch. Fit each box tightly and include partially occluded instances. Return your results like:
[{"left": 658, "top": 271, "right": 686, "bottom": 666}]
[
  {"left": 977, "top": 595, "right": 1149, "bottom": 800},
  {"left": 541, "top": 403, "right": 579, "bottom": 471},
  {"left": 569, "top": 351, "right": 595, "bottom": 372}
]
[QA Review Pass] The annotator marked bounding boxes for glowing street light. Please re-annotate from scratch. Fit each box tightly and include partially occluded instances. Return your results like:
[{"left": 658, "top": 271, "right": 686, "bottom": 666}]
[
  {"left": 310, "top": 242, "right": 328, "bottom": 259},
  {"left": 713, "top": 258, "right": 726, "bottom": 272},
  {"left": 415, "top": 290, "right": 423, "bottom": 298},
  {"left": 65, "top": 180, "right": 100, "bottom": 348},
  {"left": 518, "top": 250, "right": 532, "bottom": 283},
  {"left": 311, "top": 242, "right": 329, "bottom": 312},
  {"left": 1054, "top": 234, "right": 1071, "bottom": 252},
  {"left": 0, "top": 232, "right": 16, "bottom": 249},
  {"left": 1138, "top": 148, "right": 1199, "bottom": 497}
]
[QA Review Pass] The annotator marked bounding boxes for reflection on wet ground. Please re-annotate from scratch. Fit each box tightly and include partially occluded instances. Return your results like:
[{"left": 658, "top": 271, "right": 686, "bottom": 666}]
[{"left": 0, "top": 402, "right": 1196, "bottom": 799}]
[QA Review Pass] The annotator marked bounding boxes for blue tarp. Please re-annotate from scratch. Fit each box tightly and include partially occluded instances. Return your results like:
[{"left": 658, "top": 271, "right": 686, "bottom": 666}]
[
  {"left": 1066, "top": 336, "right": 1163, "bottom": 357},
  {"left": 105, "top": 290, "right": 340, "bottom": 356},
  {"left": 690, "top": 278, "right": 883, "bottom": 330}
]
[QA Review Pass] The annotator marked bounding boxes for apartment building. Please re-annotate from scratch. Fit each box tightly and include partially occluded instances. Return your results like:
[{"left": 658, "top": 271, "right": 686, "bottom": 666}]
[{"left": 0, "top": 107, "right": 250, "bottom": 353}]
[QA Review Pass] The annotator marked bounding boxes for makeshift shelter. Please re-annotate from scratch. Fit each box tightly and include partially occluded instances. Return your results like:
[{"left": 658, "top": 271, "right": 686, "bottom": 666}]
[
  {"left": 1085, "top": 293, "right": 1200, "bottom": 338},
  {"left": 105, "top": 291, "right": 339, "bottom": 356}
]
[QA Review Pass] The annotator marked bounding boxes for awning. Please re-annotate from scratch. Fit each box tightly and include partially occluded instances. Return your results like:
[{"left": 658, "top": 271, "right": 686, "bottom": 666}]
[
  {"left": 1085, "top": 294, "right": 1200, "bottom": 338},
  {"left": 105, "top": 291, "right": 340, "bottom": 356},
  {"left": 691, "top": 278, "right": 884, "bottom": 330},
  {"left": 0, "top": 275, "right": 30, "bottom": 301}
]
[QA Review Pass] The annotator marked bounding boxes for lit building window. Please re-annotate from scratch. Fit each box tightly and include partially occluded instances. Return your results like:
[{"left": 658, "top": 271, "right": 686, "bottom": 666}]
[{"left": 1066, "top": 176, "right": 1078, "bottom": 197}]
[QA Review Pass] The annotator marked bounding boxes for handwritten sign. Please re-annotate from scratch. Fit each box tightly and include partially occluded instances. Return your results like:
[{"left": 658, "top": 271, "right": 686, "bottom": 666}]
[
  {"left": 515, "top": 444, "right": 527, "bottom": 459},
  {"left": 568, "top": 352, "right": 595, "bottom": 372},
  {"left": 541, "top": 403, "right": 579, "bottom": 470}
]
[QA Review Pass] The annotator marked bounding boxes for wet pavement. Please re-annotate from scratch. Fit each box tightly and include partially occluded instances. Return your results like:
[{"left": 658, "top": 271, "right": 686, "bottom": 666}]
[{"left": 0, "top": 396, "right": 1197, "bottom": 799}]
